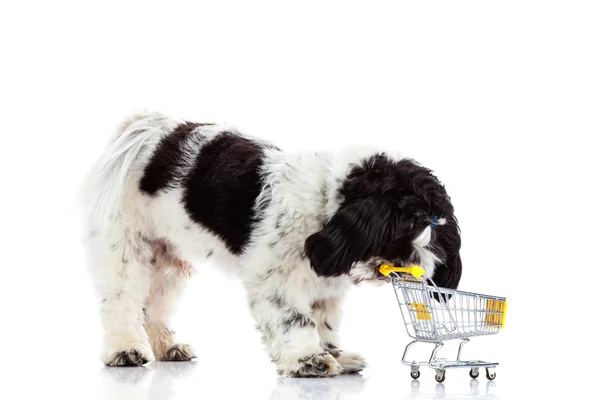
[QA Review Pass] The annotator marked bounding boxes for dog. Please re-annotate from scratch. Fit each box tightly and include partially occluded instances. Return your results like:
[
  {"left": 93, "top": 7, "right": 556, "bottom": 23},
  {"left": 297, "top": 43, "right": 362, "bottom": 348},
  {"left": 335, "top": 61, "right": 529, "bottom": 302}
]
[{"left": 80, "top": 112, "right": 462, "bottom": 377}]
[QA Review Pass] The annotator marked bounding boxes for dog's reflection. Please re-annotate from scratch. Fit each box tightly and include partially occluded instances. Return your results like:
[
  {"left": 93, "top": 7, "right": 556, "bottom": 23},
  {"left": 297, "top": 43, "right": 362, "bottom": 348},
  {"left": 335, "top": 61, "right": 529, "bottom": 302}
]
[
  {"left": 270, "top": 374, "right": 367, "bottom": 400},
  {"left": 100, "top": 361, "right": 197, "bottom": 400},
  {"left": 407, "top": 379, "right": 498, "bottom": 399}
]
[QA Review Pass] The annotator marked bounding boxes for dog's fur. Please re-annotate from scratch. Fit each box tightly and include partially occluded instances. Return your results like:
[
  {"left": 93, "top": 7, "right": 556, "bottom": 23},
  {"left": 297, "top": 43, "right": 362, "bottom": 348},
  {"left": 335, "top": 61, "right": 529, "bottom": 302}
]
[{"left": 81, "top": 112, "right": 462, "bottom": 376}]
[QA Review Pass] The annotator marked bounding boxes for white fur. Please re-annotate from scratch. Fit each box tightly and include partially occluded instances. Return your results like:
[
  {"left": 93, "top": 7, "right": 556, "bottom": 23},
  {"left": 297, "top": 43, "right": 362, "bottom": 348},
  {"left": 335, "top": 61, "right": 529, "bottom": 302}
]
[
  {"left": 80, "top": 113, "right": 181, "bottom": 231},
  {"left": 81, "top": 112, "right": 429, "bottom": 373},
  {"left": 412, "top": 226, "right": 440, "bottom": 277}
]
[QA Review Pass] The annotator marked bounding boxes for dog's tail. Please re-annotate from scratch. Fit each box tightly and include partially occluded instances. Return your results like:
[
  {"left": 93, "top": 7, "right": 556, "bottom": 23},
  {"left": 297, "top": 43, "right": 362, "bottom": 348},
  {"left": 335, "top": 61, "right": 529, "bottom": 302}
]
[{"left": 80, "top": 112, "right": 165, "bottom": 230}]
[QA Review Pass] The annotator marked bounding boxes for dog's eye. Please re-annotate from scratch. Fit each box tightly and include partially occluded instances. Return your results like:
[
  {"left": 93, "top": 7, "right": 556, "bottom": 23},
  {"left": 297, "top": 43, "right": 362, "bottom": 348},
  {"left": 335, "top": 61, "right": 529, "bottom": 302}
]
[{"left": 410, "top": 223, "right": 414, "bottom": 230}]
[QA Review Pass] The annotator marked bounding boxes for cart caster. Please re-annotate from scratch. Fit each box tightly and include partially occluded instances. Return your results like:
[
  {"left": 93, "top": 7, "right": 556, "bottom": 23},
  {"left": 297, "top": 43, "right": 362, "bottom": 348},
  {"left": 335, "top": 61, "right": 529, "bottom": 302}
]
[
  {"left": 435, "top": 370, "right": 446, "bottom": 383},
  {"left": 469, "top": 368, "right": 480, "bottom": 379},
  {"left": 410, "top": 370, "right": 421, "bottom": 379},
  {"left": 485, "top": 368, "right": 496, "bottom": 380}
]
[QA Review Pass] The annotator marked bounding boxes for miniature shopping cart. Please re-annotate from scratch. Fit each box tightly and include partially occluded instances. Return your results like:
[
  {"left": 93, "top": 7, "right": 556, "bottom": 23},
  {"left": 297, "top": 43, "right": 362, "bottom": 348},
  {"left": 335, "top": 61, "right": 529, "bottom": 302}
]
[{"left": 379, "top": 264, "right": 507, "bottom": 383}]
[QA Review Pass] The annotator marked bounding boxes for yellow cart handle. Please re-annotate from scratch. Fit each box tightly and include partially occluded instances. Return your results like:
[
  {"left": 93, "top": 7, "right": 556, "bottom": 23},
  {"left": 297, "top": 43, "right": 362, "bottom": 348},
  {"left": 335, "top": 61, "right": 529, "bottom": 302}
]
[{"left": 379, "top": 264, "right": 426, "bottom": 279}]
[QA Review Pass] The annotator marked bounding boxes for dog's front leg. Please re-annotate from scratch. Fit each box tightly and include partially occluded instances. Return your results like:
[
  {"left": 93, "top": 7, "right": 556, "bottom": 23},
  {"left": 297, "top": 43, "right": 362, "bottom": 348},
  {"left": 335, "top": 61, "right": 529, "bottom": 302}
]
[
  {"left": 312, "top": 298, "right": 367, "bottom": 374},
  {"left": 248, "top": 290, "right": 342, "bottom": 377}
]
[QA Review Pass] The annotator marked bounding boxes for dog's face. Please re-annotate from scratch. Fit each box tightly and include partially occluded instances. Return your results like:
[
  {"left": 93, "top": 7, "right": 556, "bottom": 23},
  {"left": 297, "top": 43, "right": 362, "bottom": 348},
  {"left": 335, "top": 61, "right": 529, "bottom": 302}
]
[{"left": 305, "top": 154, "right": 462, "bottom": 289}]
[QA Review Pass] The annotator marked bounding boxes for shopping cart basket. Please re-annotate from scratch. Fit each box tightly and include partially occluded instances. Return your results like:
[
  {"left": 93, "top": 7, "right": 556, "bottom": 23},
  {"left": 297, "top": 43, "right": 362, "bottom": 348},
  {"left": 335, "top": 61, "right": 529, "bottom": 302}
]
[{"left": 379, "top": 264, "right": 507, "bottom": 383}]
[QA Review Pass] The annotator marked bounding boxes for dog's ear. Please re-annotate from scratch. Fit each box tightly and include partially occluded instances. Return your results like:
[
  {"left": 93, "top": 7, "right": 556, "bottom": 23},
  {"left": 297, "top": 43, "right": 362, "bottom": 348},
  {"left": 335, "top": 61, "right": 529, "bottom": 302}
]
[
  {"left": 431, "top": 251, "right": 462, "bottom": 290},
  {"left": 305, "top": 200, "right": 384, "bottom": 277},
  {"left": 431, "top": 216, "right": 462, "bottom": 290}
]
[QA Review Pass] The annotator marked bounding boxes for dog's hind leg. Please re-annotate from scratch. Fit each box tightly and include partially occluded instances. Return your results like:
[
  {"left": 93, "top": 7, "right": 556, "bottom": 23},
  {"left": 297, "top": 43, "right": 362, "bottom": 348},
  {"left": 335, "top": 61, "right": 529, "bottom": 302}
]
[
  {"left": 85, "top": 229, "right": 155, "bottom": 366},
  {"left": 144, "top": 240, "right": 196, "bottom": 362}
]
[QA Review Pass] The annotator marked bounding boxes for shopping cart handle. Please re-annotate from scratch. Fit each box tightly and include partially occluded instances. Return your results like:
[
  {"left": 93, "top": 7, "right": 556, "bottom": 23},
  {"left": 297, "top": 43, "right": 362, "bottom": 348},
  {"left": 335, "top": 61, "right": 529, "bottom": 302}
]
[{"left": 379, "top": 264, "right": 425, "bottom": 279}]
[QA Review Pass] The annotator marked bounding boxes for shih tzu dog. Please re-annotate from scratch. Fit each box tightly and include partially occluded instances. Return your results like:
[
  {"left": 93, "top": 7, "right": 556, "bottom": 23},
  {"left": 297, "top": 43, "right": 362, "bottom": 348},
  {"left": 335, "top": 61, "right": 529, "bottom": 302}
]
[{"left": 81, "top": 112, "right": 462, "bottom": 377}]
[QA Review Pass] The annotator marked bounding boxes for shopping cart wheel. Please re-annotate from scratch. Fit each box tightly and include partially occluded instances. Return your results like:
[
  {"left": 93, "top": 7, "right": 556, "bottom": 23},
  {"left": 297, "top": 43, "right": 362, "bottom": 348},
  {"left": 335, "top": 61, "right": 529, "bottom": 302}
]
[
  {"left": 469, "top": 368, "right": 479, "bottom": 379},
  {"left": 485, "top": 368, "right": 496, "bottom": 380},
  {"left": 435, "top": 370, "right": 446, "bottom": 383},
  {"left": 410, "top": 370, "right": 421, "bottom": 379}
]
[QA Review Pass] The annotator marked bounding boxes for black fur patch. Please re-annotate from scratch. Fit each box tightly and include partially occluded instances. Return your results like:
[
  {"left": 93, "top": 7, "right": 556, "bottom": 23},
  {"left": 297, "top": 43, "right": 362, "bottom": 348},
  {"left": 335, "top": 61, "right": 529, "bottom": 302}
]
[
  {"left": 267, "top": 292, "right": 286, "bottom": 308},
  {"left": 183, "top": 132, "right": 272, "bottom": 254},
  {"left": 311, "top": 299, "right": 326, "bottom": 310},
  {"left": 140, "top": 122, "right": 201, "bottom": 195},
  {"left": 282, "top": 310, "right": 315, "bottom": 333},
  {"left": 305, "top": 154, "right": 462, "bottom": 289},
  {"left": 429, "top": 216, "right": 462, "bottom": 290},
  {"left": 262, "top": 268, "right": 275, "bottom": 278},
  {"left": 249, "top": 298, "right": 257, "bottom": 309},
  {"left": 275, "top": 213, "right": 284, "bottom": 229},
  {"left": 324, "top": 343, "right": 340, "bottom": 357}
]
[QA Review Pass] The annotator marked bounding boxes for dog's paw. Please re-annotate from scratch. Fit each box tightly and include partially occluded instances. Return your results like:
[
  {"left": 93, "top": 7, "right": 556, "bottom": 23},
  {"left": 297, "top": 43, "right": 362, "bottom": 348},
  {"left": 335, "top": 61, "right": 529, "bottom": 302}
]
[
  {"left": 278, "top": 352, "right": 343, "bottom": 378},
  {"left": 336, "top": 351, "right": 367, "bottom": 374},
  {"left": 104, "top": 348, "right": 153, "bottom": 367},
  {"left": 160, "top": 344, "right": 196, "bottom": 362}
]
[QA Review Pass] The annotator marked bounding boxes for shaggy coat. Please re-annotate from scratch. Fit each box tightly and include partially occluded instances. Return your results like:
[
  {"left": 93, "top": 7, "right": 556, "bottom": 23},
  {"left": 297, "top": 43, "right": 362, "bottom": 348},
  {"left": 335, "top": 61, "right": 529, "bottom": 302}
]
[{"left": 81, "top": 112, "right": 462, "bottom": 376}]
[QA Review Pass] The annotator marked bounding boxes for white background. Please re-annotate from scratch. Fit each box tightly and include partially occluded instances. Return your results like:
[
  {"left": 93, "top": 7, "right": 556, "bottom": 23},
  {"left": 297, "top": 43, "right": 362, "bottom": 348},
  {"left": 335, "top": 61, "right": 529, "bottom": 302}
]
[{"left": 1, "top": 1, "right": 598, "bottom": 399}]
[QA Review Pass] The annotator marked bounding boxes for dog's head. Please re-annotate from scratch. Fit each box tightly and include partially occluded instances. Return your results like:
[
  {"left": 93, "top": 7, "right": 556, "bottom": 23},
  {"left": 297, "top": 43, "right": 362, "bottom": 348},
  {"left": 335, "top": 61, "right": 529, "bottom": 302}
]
[{"left": 304, "top": 154, "right": 462, "bottom": 289}]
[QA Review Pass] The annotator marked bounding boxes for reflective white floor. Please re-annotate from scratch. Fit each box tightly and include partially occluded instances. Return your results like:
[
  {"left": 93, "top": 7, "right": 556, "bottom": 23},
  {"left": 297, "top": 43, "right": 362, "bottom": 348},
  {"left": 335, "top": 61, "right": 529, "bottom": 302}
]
[{"left": 97, "top": 361, "right": 499, "bottom": 400}]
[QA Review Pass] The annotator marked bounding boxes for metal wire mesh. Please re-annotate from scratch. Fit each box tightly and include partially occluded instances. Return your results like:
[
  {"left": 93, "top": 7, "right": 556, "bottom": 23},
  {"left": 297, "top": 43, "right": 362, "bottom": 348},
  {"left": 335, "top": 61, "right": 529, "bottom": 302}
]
[{"left": 392, "top": 275, "right": 507, "bottom": 341}]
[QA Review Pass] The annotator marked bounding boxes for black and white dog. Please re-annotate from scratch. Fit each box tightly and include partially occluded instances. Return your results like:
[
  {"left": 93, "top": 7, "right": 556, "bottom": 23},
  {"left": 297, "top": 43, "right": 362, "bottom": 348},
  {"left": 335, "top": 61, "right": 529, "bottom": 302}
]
[{"left": 81, "top": 112, "right": 462, "bottom": 377}]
